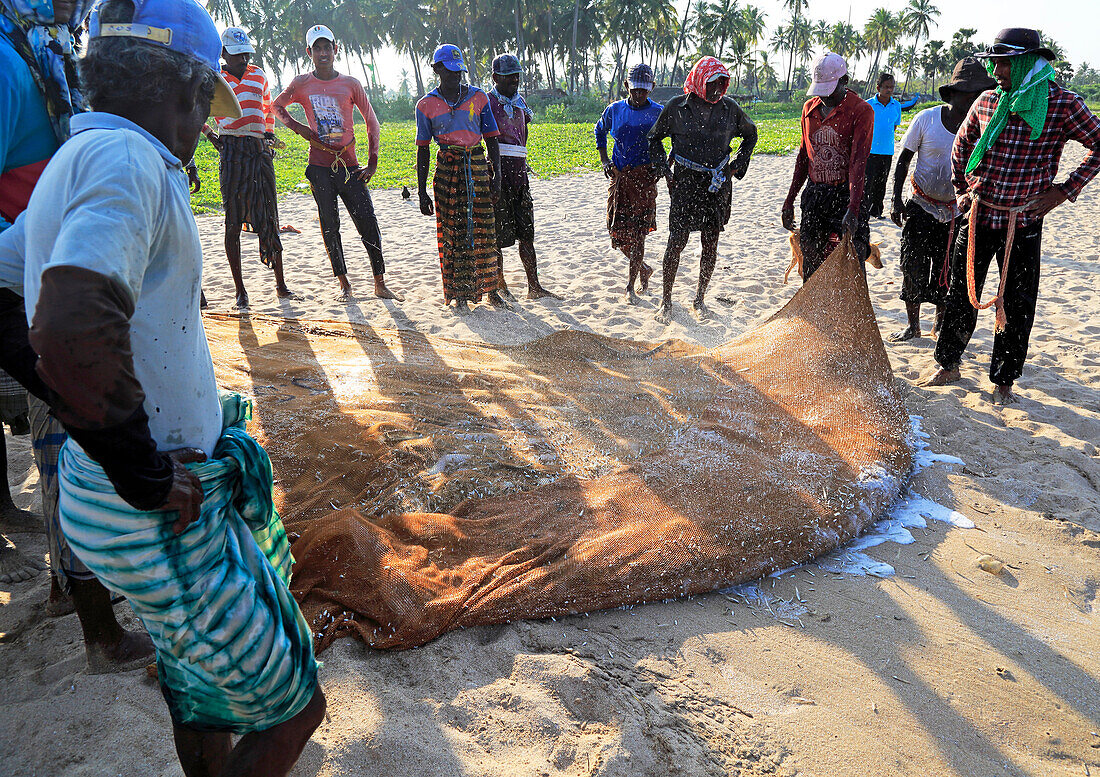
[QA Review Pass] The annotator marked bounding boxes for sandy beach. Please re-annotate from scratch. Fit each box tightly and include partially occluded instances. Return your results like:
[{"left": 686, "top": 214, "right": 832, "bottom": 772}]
[{"left": 1, "top": 147, "right": 1097, "bottom": 776}]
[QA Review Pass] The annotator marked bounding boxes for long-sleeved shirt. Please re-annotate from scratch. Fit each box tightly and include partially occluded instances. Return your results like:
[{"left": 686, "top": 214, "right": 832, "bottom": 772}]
[
  {"left": 273, "top": 72, "right": 380, "bottom": 167},
  {"left": 211, "top": 63, "right": 275, "bottom": 138},
  {"left": 647, "top": 94, "right": 757, "bottom": 174},
  {"left": 951, "top": 82, "right": 1100, "bottom": 230},
  {"left": 594, "top": 98, "right": 664, "bottom": 169},
  {"left": 867, "top": 93, "right": 920, "bottom": 155},
  {"left": 785, "top": 90, "right": 875, "bottom": 213}
]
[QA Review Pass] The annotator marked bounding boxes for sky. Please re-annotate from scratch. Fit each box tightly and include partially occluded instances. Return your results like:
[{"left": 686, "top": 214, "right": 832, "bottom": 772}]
[{"left": 297, "top": 0, "right": 1099, "bottom": 91}]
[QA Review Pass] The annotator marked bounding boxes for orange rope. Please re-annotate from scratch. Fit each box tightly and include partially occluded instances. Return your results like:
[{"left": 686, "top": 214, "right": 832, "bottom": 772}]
[{"left": 966, "top": 197, "right": 1026, "bottom": 334}]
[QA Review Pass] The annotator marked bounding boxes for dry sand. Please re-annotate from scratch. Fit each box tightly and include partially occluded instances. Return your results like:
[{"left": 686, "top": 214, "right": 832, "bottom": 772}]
[{"left": 1, "top": 148, "right": 1098, "bottom": 776}]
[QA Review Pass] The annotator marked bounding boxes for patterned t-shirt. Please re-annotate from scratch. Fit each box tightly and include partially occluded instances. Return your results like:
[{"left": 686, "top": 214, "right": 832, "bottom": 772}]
[
  {"left": 273, "top": 72, "right": 379, "bottom": 167},
  {"left": 415, "top": 86, "right": 499, "bottom": 148}
]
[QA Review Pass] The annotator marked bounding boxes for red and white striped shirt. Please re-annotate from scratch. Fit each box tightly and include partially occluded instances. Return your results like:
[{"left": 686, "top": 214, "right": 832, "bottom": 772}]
[{"left": 213, "top": 63, "right": 275, "bottom": 138}]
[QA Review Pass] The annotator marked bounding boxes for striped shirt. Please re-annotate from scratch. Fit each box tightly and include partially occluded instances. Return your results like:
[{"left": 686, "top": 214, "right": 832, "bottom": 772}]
[{"left": 213, "top": 64, "right": 275, "bottom": 138}]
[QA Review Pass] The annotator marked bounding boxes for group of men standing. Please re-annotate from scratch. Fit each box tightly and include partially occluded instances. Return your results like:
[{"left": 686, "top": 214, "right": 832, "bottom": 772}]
[{"left": 1, "top": 1, "right": 1099, "bottom": 774}]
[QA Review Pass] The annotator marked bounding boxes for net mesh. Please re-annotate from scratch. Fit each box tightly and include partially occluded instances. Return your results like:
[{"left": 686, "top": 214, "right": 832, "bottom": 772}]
[{"left": 204, "top": 237, "right": 913, "bottom": 651}]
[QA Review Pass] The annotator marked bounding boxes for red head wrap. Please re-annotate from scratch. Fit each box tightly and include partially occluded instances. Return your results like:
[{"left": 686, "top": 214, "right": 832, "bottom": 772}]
[{"left": 684, "top": 56, "right": 730, "bottom": 103}]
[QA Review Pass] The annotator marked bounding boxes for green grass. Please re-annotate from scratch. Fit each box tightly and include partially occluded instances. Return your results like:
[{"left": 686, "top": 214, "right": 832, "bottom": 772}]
[{"left": 190, "top": 113, "right": 803, "bottom": 214}]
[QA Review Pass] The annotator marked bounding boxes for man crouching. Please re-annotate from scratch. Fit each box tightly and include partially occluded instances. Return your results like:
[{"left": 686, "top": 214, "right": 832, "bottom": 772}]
[{"left": 20, "top": 0, "right": 324, "bottom": 774}]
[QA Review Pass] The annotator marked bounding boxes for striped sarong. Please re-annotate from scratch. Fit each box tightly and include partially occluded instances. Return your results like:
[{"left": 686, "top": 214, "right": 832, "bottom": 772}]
[
  {"left": 57, "top": 393, "right": 317, "bottom": 732},
  {"left": 433, "top": 143, "right": 501, "bottom": 303},
  {"left": 218, "top": 135, "right": 282, "bottom": 267}
]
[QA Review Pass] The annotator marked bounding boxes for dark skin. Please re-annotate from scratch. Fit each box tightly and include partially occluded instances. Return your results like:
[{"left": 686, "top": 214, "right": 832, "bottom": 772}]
[
  {"left": 203, "top": 49, "right": 293, "bottom": 307},
  {"left": 490, "top": 70, "right": 560, "bottom": 301},
  {"left": 655, "top": 77, "right": 749, "bottom": 324},
  {"left": 94, "top": 75, "right": 327, "bottom": 776},
  {"left": 888, "top": 88, "right": 985, "bottom": 343},
  {"left": 599, "top": 82, "right": 656, "bottom": 301},
  {"left": 782, "top": 75, "right": 860, "bottom": 235},
  {"left": 275, "top": 38, "right": 397, "bottom": 300},
  {"left": 923, "top": 57, "right": 1065, "bottom": 405},
  {"left": 417, "top": 61, "right": 505, "bottom": 312}
]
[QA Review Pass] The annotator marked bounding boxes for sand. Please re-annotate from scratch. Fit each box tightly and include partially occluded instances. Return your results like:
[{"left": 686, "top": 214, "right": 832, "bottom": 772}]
[{"left": 1, "top": 147, "right": 1098, "bottom": 776}]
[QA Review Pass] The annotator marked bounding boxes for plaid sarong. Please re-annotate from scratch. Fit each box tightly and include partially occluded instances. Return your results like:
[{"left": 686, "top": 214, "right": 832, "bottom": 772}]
[
  {"left": 606, "top": 164, "right": 658, "bottom": 252},
  {"left": 433, "top": 143, "right": 501, "bottom": 302},
  {"left": 57, "top": 392, "right": 317, "bottom": 732}
]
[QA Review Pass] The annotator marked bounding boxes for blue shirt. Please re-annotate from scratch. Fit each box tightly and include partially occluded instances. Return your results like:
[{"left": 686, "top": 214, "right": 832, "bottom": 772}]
[
  {"left": 594, "top": 98, "right": 664, "bottom": 169},
  {"left": 866, "top": 94, "right": 920, "bottom": 156},
  {"left": 19, "top": 112, "right": 223, "bottom": 455},
  {"left": 0, "top": 36, "right": 60, "bottom": 231}
]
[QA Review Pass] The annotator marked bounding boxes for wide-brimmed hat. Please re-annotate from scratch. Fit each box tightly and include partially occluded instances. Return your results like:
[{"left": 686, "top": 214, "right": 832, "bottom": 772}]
[
  {"left": 975, "top": 28, "right": 1055, "bottom": 61},
  {"left": 939, "top": 56, "right": 998, "bottom": 100}
]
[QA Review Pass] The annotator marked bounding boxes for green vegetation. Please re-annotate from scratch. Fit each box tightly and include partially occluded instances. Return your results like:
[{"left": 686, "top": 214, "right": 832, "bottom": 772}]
[{"left": 190, "top": 105, "right": 804, "bottom": 213}]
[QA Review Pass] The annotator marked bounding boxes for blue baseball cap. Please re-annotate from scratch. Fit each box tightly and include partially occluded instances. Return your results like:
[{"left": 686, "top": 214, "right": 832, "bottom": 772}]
[
  {"left": 88, "top": 0, "right": 241, "bottom": 118},
  {"left": 432, "top": 43, "right": 466, "bottom": 72}
]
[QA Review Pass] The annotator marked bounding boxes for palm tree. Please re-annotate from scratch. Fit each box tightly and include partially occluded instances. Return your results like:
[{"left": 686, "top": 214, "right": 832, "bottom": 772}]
[
  {"left": 902, "top": 0, "right": 939, "bottom": 93},
  {"left": 781, "top": 0, "right": 808, "bottom": 94},
  {"left": 862, "top": 8, "right": 899, "bottom": 96},
  {"left": 740, "top": 5, "right": 767, "bottom": 95},
  {"left": 921, "top": 38, "right": 949, "bottom": 94},
  {"left": 385, "top": 0, "right": 430, "bottom": 96}
]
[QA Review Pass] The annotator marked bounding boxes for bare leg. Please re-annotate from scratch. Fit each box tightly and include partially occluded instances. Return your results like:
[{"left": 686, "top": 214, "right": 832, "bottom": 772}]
[
  {"left": 518, "top": 241, "right": 559, "bottom": 299},
  {"left": 172, "top": 727, "right": 232, "bottom": 777},
  {"left": 373, "top": 273, "right": 403, "bottom": 300},
  {"left": 45, "top": 572, "right": 75, "bottom": 617},
  {"left": 218, "top": 686, "right": 326, "bottom": 777},
  {"left": 656, "top": 230, "right": 689, "bottom": 324},
  {"left": 269, "top": 250, "right": 297, "bottom": 299},
  {"left": 992, "top": 383, "right": 1018, "bottom": 405},
  {"left": 692, "top": 229, "right": 720, "bottom": 320},
  {"left": 73, "top": 577, "right": 155, "bottom": 673},
  {"left": 0, "top": 429, "right": 39, "bottom": 530},
  {"left": 225, "top": 225, "right": 248, "bottom": 309},
  {"left": 889, "top": 302, "right": 922, "bottom": 342},
  {"left": 929, "top": 304, "right": 945, "bottom": 339},
  {"left": 624, "top": 242, "right": 643, "bottom": 302},
  {"left": 337, "top": 275, "right": 353, "bottom": 299}
]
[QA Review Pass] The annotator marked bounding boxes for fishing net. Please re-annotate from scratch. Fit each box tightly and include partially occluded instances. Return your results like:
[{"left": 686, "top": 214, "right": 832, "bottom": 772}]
[{"left": 204, "top": 236, "right": 912, "bottom": 651}]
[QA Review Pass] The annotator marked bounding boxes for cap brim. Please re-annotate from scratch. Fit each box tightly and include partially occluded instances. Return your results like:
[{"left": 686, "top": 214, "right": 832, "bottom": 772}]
[
  {"left": 628, "top": 81, "right": 654, "bottom": 90},
  {"left": 210, "top": 72, "right": 242, "bottom": 118},
  {"left": 223, "top": 43, "right": 254, "bottom": 54},
  {"left": 495, "top": 68, "right": 522, "bottom": 76},
  {"left": 807, "top": 79, "right": 839, "bottom": 96},
  {"left": 440, "top": 62, "right": 467, "bottom": 72}
]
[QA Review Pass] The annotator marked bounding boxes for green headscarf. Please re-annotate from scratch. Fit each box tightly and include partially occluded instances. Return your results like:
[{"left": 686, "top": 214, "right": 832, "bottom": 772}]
[{"left": 964, "top": 54, "right": 1055, "bottom": 175}]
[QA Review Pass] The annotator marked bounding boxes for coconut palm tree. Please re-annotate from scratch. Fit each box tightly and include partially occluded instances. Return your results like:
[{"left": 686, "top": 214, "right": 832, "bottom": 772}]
[
  {"left": 862, "top": 8, "right": 899, "bottom": 95},
  {"left": 921, "top": 38, "right": 949, "bottom": 94},
  {"left": 780, "top": 0, "right": 808, "bottom": 94},
  {"left": 902, "top": 0, "right": 939, "bottom": 93}
]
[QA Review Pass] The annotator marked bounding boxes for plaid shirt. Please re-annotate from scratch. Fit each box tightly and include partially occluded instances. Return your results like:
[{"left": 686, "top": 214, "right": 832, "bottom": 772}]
[{"left": 952, "top": 82, "right": 1100, "bottom": 229}]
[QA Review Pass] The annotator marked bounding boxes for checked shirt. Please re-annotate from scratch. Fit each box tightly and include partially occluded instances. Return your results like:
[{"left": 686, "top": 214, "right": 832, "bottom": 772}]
[{"left": 951, "top": 82, "right": 1100, "bottom": 230}]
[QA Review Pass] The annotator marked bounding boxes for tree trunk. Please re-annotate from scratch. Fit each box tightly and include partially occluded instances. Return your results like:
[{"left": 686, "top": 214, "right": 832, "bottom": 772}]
[
  {"left": 409, "top": 43, "right": 425, "bottom": 96},
  {"left": 515, "top": 0, "right": 524, "bottom": 88},
  {"left": 569, "top": 0, "right": 580, "bottom": 94},
  {"left": 465, "top": 8, "right": 477, "bottom": 82},
  {"left": 670, "top": 1, "right": 692, "bottom": 87}
]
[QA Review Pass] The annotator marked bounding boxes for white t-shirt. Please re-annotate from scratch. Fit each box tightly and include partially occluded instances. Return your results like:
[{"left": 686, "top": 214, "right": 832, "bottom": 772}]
[
  {"left": 901, "top": 106, "right": 958, "bottom": 222},
  {"left": 21, "top": 113, "right": 222, "bottom": 456}
]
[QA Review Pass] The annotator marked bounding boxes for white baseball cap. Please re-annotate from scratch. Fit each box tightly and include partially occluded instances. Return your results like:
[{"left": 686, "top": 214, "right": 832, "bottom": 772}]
[
  {"left": 807, "top": 52, "right": 848, "bottom": 97},
  {"left": 220, "top": 27, "right": 254, "bottom": 55},
  {"left": 306, "top": 24, "right": 335, "bottom": 48}
]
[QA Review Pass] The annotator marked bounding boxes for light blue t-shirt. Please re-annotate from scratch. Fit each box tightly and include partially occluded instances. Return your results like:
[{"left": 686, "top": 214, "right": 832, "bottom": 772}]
[
  {"left": 19, "top": 112, "right": 222, "bottom": 455},
  {"left": 594, "top": 99, "right": 664, "bottom": 169},
  {"left": 866, "top": 94, "right": 920, "bottom": 155}
]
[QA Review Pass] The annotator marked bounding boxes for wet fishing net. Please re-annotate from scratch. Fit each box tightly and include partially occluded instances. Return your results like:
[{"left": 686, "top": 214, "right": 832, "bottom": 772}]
[{"left": 204, "top": 237, "right": 913, "bottom": 651}]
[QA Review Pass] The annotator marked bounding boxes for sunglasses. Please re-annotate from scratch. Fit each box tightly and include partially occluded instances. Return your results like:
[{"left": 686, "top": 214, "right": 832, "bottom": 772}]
[{"left": 986, "top": 42, "right": 1028, "bottom": 56}]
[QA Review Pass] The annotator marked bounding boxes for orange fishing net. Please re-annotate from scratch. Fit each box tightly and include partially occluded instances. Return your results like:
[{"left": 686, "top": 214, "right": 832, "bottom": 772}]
[{"left": 204, "top": 238, "right": 912, "bottom": 651}]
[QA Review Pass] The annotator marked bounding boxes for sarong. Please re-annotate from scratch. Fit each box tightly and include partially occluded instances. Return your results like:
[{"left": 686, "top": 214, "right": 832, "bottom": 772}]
[
  {"left": 218, "top": 136, "right": 283, "bottom": 267},
  {"left": 0, "top": 368, "right": 27, "bottom": 431},
  {"left": 57, "top": 392, "right": 317, "bottom": 733},
  {"left": 433, "top": 144, "right": 501, "bottom": 302},
  {"left": 606, "top": 164, "right": 657, "bottom": 252},
  {"left": 668, "top": 165, "right": 732, "bottom": 233},
  {"left": 898, "top": 200, "right": 953, "bottom": 306},
  {"left": 494, "top": 180, "right": 534, "bottom": 248}
]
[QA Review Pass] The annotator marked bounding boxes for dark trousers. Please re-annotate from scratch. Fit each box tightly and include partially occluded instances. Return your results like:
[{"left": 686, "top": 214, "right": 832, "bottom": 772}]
[
  {"left": 305, "top": 164, "right": 385, "bottom": 277},
  {"left": 934, "top": 218, "right": 1042, "bottom": 386},
  {"left": 800, "top": 181, "right": 870, "bottom": 280},
  {"left": 863, "top": 153, "right": 892, "bottom": 218}
]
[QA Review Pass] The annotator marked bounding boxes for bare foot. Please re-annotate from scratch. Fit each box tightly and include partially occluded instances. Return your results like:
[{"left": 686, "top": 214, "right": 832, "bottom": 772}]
[
  {"left": 276, "top": 286, "right": 302, "bottom": 300},
  {"left": 86, "top": 629, "right": 156, "bottom": 674},
  {"left": 234, "top": 291, "right": 249, "bottom": 309},
  {"left": 374, "top": 281, "right": 404, "bottom": 301},
  {"left": 337, "top": 287, "right": 355, "bottom": 302},
  {"left": 527, "top": 286, "right": 562, "bottom": 301},
  {"left": 654, "top": 302, "right": 673, "bottom": 325},
  {"left": 919, "top": 367, "right": 961, "bottom": 387},
  {"left": 45, "top": 574, "right": 75, "bottom": 617},
  {"left": 888, "top": 326, "right": 920, "bottom": 342},
  {"left": 624, "top": 289, "right": 639, "bottom": 305},
  {"left": 991, "top": 385, "right": 1018, "bottom": 405},
  {"left": 691, "top": 300, "right": 711, "bottom": 321},
  {"left": 454, "top": 299, "right": 471, "bottom": 315},
  {"left": 0, "top": 502, "right": 42, "bottom": 533},
  {"left": 498, "top": 287, "right": 517, "bottom": 302},
  {"left": 639, "top": 263, "right": 653, "bottom": 292},
  {"left": 487, "top": 291, "right": 512, "bottom": 309},
  {"left": 0, "top": 545, "right": 45, "bottom": 583}
]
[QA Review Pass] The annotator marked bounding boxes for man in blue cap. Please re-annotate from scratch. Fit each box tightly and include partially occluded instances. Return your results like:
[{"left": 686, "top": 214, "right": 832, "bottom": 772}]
[
  {"left": 13, "top": 0, "right": 325, "bottom": 772},
  {"left": 487, "top": 52, "right": 559, "bottom": 300}
]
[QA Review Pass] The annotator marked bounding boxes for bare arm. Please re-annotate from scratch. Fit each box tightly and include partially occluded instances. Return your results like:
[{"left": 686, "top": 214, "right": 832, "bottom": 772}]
[
  {"left": 417, "top": 145, "right": 433, "bottom": 215},
  {"left": 485, "top": 136, "right": 502, "bottom": 193},
  {"left": 891, "top": 148, "right": 915, "bottom": 226}
]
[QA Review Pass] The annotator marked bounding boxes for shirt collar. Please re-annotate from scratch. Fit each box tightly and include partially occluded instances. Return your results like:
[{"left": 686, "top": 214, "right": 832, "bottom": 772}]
[{"left": 70, "top": 112, "right": 182, "bottom": 168}]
